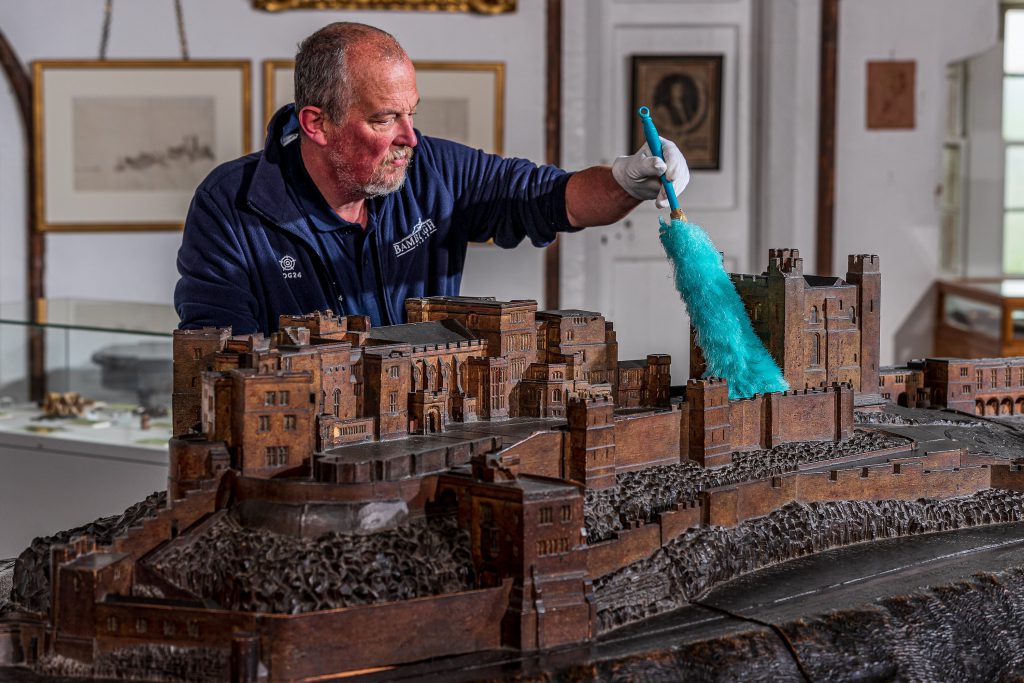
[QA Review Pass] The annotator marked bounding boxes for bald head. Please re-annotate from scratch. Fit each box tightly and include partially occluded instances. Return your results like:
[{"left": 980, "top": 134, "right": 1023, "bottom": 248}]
[{"left": 294, "top": 22, "right": 410, "bottom": 123}]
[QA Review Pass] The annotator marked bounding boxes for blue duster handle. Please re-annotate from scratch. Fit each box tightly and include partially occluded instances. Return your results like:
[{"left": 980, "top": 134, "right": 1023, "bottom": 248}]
[{"left": 638, "top": 106, "right": 681, "bottom": 214}]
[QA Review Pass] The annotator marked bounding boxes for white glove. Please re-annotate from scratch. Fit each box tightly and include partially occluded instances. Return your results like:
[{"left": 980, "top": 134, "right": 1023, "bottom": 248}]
[{"left": 611, "top": 137, "right": 690, "bottom": 209}]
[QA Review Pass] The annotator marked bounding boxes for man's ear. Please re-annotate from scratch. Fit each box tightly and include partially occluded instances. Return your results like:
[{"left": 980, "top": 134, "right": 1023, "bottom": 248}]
[{"left": 297, "top": 106, "right": 329, "bottom": 146}]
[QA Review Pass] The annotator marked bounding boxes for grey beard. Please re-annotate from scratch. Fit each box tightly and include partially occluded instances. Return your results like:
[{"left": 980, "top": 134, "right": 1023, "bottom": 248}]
[{"left": 360, "top": 169, "right": 408, "bottom": 198}]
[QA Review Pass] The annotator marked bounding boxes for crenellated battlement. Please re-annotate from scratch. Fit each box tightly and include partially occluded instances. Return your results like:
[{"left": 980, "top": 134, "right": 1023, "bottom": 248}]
[{"left": 847, "top": 253, "right": 881, "bottom": 272}]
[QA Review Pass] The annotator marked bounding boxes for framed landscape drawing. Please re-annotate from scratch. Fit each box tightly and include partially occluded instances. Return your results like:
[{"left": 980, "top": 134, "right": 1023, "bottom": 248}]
[
  {"left": 264, "top": 60, "right": 504, "bottom": 155},
  {"left": 33, "top": 60, "right": 251, "bottom": 232},
  {"left": 630, "top": 55, "right": 723, "bottom": 170}
]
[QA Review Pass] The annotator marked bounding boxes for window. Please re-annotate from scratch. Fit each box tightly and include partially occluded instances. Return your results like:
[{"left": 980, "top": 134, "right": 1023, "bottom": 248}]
[
  {"left": 280, "top": 391, "right": 289, "bottom": 406},
  {"left": 1005, "top": 8, "right": 1024, "bottom": 271},
  {"left": 964, "top": 385, "right": 973, "bottom": 395},
  {"left": 258, "top": 415, "right": 270, "bottom": 432},
  {"left": 284, "top": 415, "right": 296, "bottom": 430},
  {"left": 978, "top": 369, "right": 985, "bottom": 386},
  {"left": 540, "top": 507, "right": 553, "bottom": 524},
  {"left": 561, "top": 504, "right": 572, "bottom": 522},
  {"left": 333, "top": 389, "right": 341, "bottom": 417},
  {"left": 553, "top": 389, "right": 562, "bottom": 403},
  {"left": 192, "top": 347, "right": 202, "bottom": 360},
  {"left": 389, "top": 391, "right": 398, "bottom": 414},
  {"left": 389, "top": 365, "right": 400, "bottom": 379},
  {"left": 1008, "top": 368, "right": 1013, "bottom": 387},
  {"left": 810, "top": 306, "right": 818, "bottom": 323},
  {"left": 811, "top": 334, "right": 821, "bottom": 367},
  {"left": 265, "top": 445, "right": 288, "bottom": 467},
  {"left": 264, "top": 391, "right": 276, "bottom": 406},
  {"left": 992, "top": 369, "right": 999, "bottom": 386}
]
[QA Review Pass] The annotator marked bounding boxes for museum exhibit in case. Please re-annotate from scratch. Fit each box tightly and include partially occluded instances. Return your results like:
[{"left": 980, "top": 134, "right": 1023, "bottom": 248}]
[
  {"left": 10, "top": 253, "right": 1024, "bottom": 681},
  {"left": 936, "top": 278, "right": 1024, "bottom": 358},
  {"left": 0, "top": 299, "right": 174, "bottom": 559}
]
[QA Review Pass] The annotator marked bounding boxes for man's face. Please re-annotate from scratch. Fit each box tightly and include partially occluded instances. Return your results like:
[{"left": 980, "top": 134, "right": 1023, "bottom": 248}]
[{"left": 324, "top": 55, "right": 419, "bottom": 198}]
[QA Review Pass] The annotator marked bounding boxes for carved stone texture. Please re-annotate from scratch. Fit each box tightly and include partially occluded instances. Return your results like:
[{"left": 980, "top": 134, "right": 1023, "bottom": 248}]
[
  {"left": 37, "top": 645, "right": 227, "bottom": 683},
  {"left": 585, "top": 430, "right": 909, "bottom": 542},
  {"left": 6, "top": 491, "right": 166, "bottom": 614},
  {"left": 145, "top": 513, "right": 474, "bottom": 613},
  {"left": 592, "top": 489, "right": 1024, "bottom": 633}
]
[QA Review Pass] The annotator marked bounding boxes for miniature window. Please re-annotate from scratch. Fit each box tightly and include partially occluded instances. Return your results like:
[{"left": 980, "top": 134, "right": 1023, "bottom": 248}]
[
  {"left": 389, "top": 365, "right": 400, "bottom": 379},
  {"left": 811, "top": 334, "right": 821, "bottom": 366},
  {"left": 333, "top": 389, "right": 341, "bottom": 417},
  {"left": 810, "top": 306, "right": 818, "bottom": 323},
  {"left": 553, "top": 389, "right": 562, "bottom": 403},
  {"left": 883, "top": 393, "right": 891, "bottom": 400},
  {"left": 389, "top": 391, "right": 398, "bottom": 414},
  {"left": 964, "top": 385, "right": 973, "bottom": 395},
  {"left": 320, "top": 391, "right": 326, "bottom": 414},
  {"left": 561, "top": 504, "right": 572, "bottom": 522},
  {"left": 879, "top": 377, "right": 885, "bottom": 387},
  {"left": 280, "top": 391, "right": 289, "bottom": 406},
  {"left": 284, "top": 415, "right": 296, "bottom": 430},
  {"left": 961, "top": 367, "right": 969, "bottom": 377},
  {"left": 1020, "top": 367, "right": 1024, "bottom": 385},
  {"left": 258, "top": 415, "right": 270, "bottom": 432},
  {"left": 566, "top": 330, "right": 574, "bottom": 341},
  {"left": 192, "top": 348, "right": 202, "bottom": 360},
  {"left": 992, "top": 369, "right": 1000, "bottom": 386},
  {"left": 1008, "top": 368, "right": 1013, "bottom": 387},
  {"left": 264, "top": 391, "right": 276, "bottom": 406},
  {"left": 540, "top": 507, "right": 553, "bottom": 524}
]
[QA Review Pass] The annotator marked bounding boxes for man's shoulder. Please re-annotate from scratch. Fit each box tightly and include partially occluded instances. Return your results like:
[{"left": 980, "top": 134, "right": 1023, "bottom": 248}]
[{"left": 195, "top": 151, "right": 263, "bottom": 198}]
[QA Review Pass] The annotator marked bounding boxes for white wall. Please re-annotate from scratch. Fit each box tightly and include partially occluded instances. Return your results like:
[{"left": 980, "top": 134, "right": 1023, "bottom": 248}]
[
  {"left": 833, "top": 0, "right": 998, "bottom": 365},
  {"left": 0, "top": 0, "right": 549, "bottom": 310}
]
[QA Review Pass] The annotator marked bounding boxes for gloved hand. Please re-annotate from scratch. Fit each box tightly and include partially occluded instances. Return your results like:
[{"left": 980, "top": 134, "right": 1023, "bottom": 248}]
[{"left": 611, "top": 137, "right": 690, "bottom": 209}]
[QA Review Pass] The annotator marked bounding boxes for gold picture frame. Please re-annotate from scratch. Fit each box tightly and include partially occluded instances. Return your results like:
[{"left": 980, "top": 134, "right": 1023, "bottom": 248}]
[
  {"left": 253, "top": 0, "right": 515, "bottom": 13},
  {"left": 33, "top": 60, "right": 252, "bottom": 233},
  {"left": 263, "top": 60, "right": 504, "bottom": 155}
]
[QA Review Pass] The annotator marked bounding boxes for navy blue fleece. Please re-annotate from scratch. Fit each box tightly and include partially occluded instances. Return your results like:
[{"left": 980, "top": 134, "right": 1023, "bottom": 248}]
[{"left": 174, "top": 105, "right": 577, "bottom": 334}]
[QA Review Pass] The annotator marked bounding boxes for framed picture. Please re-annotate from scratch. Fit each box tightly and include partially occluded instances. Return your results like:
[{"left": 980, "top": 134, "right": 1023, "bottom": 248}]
[
  {"left": 252, "top": 0, "right": 516, "bottom": 13},
  {"left": 33, "top": 60, "right": 252, "bottom": 232},
  {"left": 630, "top": 55, "right": 723, "bottom": 171},
  {"left": 264, "top": 60, "right": 504, "bottom": 155}
]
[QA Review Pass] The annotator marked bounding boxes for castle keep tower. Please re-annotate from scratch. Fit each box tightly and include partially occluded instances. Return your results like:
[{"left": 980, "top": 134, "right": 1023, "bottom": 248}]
[
  {"left": 687, "top": 378, "right": 732, "bottom": 468},
  {"left": 708, "top": 248, "right": 881, "bottom": 395}
]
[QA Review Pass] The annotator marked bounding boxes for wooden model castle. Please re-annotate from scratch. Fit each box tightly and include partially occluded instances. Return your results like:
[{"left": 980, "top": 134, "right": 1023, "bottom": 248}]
[{"left": 9, "top": 248, "right": 1024, "bottom": 682}]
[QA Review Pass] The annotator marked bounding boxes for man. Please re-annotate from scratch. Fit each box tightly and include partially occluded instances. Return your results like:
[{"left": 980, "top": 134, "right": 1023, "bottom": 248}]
[{"left": 174, "top": 22, "right": 688, "bottom": 335}]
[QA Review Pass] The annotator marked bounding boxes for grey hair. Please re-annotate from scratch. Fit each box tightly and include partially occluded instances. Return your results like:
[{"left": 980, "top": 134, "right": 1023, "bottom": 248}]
[{"left": 294, "top": 22, "right": 407, "bottom": 122}]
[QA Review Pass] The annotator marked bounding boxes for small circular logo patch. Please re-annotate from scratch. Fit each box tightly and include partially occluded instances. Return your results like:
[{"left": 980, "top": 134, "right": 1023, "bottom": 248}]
[{"left": 279, "top": 255, "right": 297, "bottom": 272}]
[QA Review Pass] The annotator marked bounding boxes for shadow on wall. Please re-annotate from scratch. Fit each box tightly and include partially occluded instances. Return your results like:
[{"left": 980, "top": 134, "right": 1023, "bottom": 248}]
[{"left": 894, "top": 281, "right": 938, "bottom": 362}]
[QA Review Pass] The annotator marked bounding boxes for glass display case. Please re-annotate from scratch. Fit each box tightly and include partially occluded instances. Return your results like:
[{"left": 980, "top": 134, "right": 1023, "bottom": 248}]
[
  {"left": 936, "top": 279, "right": 1024, "bottom": 358},
  {"left": 0, "top": 298, "right": 178, "bottom": 451}
]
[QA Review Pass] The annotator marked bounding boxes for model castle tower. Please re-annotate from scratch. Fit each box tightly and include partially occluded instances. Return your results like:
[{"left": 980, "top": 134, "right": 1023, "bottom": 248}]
[{"left": 696, "top": 248, "right": 881, "bottom": 394}]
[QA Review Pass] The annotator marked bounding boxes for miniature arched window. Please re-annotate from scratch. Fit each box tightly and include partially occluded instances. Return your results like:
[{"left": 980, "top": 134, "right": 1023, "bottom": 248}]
[
  {"left": 320, "top": 391, "right": 326, "bottom": 414},
  {"left": 442, "top": 362, "right": 451, "bottom": 390},
  {"left": 553, "top": 389, "right": 562, "bottom": 402},
  {"left": 333, "top": 389, "right": 341, "bottom": 417},
  {"left": 849, "top": 306, "right": 856, "bottom": 322},
  {"left": 412, "top": 365, "right": 421, "bottom": 392},
  {"left": 810, "top": 306, "right": 819, "bottom": 323},
  {"left": 812, "top": 334, "right": 821, "bottom": 366}
]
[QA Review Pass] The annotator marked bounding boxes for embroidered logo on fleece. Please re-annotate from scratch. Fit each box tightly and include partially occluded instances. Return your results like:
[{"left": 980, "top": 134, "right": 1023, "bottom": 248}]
[
  {"left": 279, "top": 255, "right": 302, "bottom": 279},
  {"left": 392, "top": 218, "right": 437, "bottom": 257}
]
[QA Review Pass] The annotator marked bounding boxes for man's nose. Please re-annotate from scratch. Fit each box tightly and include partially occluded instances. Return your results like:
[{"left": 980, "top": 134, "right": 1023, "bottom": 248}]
[{"left": 394, "top": 116, "right": 417, "bottom": 148}]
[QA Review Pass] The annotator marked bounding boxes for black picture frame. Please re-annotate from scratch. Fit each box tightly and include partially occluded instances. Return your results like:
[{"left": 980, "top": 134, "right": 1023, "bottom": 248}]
[{"left": 630, "top": 54, "right": 724, "bottom": 171}]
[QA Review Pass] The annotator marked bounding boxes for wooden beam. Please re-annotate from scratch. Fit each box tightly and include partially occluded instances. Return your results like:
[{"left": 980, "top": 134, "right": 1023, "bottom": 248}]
[
  {"left": 815, "top": 0, "right": 839, "bottom": 275},
  {"left": 543, "top": 0, "right": 562, "bottom": 311},
  {"left": 0, "top": 27, "right": 45, "bottom": 401}
]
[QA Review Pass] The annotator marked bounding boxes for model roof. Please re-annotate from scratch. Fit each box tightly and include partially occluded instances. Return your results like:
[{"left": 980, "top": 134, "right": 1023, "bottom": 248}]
[{"left": 366, "top": 318, "right": 478, "bottom": 345}]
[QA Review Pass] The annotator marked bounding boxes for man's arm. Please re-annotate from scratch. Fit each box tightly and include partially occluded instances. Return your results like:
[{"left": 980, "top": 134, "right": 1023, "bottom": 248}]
[
  {"left": 564, "top": 166, "right": 641, "bottom": 228},
  {"left": 565, "top": 136, "right": 689, "bottom": 228}
]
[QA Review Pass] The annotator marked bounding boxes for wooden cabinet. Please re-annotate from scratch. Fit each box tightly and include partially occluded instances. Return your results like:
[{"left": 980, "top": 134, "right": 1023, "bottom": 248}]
[{"left": 935, "top": 279, "right": 1024, "bottom": 358}]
